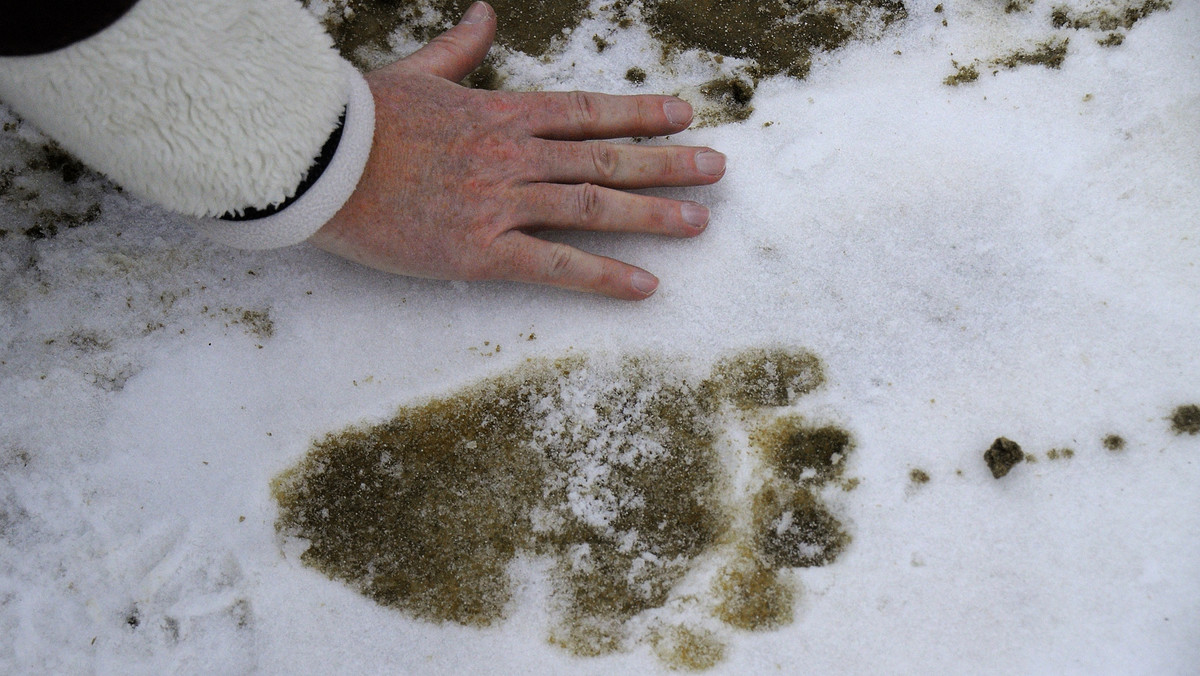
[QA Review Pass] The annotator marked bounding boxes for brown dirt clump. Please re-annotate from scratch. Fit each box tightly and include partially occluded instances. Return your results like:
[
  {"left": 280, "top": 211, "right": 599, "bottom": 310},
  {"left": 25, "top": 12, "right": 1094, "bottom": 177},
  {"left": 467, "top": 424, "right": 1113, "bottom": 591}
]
[
  {"left": 1169, "top": 404, "right": 1200, "bottom": 435},
  {"left": 984, "top": 437, "right": 1023, "bottom": 478},
  {"left": 991, "top": 37, "right": 1070, "bottom": 70},
  {"left": 1102, "top": 434, "right": 1126, "bottom": 451},
  {"left": 944, "top": 62, "right": 979, "bottom": 86}
]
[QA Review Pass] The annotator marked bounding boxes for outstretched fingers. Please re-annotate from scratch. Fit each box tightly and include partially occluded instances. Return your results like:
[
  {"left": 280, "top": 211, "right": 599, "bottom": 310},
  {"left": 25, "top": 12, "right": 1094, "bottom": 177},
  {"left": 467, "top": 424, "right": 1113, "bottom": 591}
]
[
  {"left": 491, "top": 232, "right": 661, "bottom": 300},
  {"left": 395, "top": 2, "right": 496, "bottom": 81}
]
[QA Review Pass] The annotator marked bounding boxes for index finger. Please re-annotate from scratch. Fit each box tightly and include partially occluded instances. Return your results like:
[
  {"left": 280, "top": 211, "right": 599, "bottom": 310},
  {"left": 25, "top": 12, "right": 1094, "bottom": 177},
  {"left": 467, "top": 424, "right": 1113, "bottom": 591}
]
[{"left": 518, "top": 91, "right": 694, "bottom": 140}]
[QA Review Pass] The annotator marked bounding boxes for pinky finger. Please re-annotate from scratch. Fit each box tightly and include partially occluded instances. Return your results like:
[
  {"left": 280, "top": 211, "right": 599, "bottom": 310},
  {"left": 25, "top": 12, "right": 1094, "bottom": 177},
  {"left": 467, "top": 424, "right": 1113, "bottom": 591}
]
[{"left": 491, "top": 232, "right": 660, "bottom": 300}]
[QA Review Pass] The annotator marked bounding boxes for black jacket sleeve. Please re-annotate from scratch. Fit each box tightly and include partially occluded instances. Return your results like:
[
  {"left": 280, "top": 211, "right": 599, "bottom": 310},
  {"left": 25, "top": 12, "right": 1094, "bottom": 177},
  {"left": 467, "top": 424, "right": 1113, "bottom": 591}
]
[{"left": 0, "top": 0, "right": 140, "bottom": 56}]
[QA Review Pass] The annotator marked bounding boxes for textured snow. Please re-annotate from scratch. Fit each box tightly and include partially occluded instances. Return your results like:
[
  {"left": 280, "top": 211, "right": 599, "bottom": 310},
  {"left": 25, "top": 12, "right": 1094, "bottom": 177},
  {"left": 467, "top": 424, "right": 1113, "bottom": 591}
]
[{"left": 1, "top": 0, "right": 1198, "bottom": 673}]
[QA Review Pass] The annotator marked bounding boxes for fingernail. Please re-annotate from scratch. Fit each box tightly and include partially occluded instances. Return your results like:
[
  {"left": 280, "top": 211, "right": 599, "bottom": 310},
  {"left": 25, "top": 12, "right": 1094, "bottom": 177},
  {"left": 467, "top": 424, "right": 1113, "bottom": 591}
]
[
  {"left": 461, "top": 2, "right": 491, "bottom": 24},
  {"left": 663, "top": 99, "right": 692, "bottom": 126},
  {"left": 631, "top": 270, "right": 659, "bottom": 296},
  {"left": 681, "top": 202, "right": 709, "bottom": 229},
  {"left": 695, "top": 150, "right": 726, "bottom": 176}
]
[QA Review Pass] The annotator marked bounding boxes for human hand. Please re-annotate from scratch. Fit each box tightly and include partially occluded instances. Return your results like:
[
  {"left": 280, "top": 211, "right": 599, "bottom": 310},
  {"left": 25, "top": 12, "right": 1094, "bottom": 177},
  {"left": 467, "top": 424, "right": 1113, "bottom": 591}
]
[{"left": 308, "top": 1, "right": 725, "bottom": 300}]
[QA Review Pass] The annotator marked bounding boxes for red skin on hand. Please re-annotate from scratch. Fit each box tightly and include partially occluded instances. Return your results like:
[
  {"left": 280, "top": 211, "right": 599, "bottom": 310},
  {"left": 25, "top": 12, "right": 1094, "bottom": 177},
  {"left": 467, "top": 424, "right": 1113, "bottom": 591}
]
[{"left": 310, "top": 2, "right": 725, "bottom": 300}]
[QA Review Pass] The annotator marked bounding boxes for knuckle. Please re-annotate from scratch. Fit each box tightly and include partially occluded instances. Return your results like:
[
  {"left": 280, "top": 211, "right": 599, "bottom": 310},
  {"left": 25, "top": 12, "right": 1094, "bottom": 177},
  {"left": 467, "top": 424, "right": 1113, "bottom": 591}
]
[
  {"left": 574, "top": 183, "right": 603, "bottom": 224},
  {"left": 568, "top": 90, "right": 599, "bottom": 128},
  {"left": 479, "top": 92, "right": 510, "bottom": 115},
  {"left": 637, "top": 96, "right": 654, "bottom": 127},
  {"left": 660, "top": 149, "right": 683, "bottom": 178},
  {"left": 430, "top": 36, "right": 466, "bottom": 63},
  {"left": 480, "top": 92, "right": 525, "bottom": 127},
  {"left": 545, "top": 244, "right": 576, "bottom": 278},
  {"left": 589, "top": 142, "right": 619, "bottom": 181}
]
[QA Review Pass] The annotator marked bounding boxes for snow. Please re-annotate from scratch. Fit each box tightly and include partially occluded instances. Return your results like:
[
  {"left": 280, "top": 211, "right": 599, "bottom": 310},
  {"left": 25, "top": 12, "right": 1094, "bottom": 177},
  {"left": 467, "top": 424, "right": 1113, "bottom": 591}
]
[{"left": 2, "top": 0, "right": 1198, "bottom": 673}]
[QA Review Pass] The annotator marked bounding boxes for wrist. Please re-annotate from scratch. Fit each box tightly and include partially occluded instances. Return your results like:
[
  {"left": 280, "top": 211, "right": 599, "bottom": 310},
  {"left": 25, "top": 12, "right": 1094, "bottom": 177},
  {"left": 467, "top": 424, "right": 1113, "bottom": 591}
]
[{"left": 194, "top": 62, "right": 376, "bottom": 250}]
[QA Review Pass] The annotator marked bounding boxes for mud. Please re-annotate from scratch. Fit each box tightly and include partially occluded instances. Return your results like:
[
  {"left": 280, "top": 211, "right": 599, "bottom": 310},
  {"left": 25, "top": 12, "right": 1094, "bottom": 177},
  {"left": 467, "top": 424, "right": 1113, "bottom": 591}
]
[
  {"left": 643, "top": 0, "right": 907, "bottom": 80},
  {"left": 709, "top": 347, "right": 824, "bottom": 408},
  {"left": 1051, "top": 0, "right": 1171, "bottom": 31},
  {"left": 308, "top": 0, "right": 909, "bottom": 123},
  {"left": 273, "top": 348, "right": 856, "bottom": 667},
  {"left": 942, "top": 0, "right": 1171, "bottom": 85},
  {"left": 650, "top": 624, "right": 727, "bottom": 671},
  {"left": 310, "top": 0, "right": 589, "bottom": 69},
  {"left": 992, "top": 38, "right": 1069, "bottom": 70},
  {"left": 944, "top": 63, "right": 979, "bottom": 86},
  {"left": 0, "top": 114, "right": 110, "bottom": 240},
  {"left": 984, "top": 437, "right": 1023, "bottom": 478}
]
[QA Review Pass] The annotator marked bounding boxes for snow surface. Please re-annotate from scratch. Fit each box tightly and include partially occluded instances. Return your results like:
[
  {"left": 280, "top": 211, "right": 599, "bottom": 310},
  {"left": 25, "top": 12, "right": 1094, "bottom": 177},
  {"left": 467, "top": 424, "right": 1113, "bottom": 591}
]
[{"left": 2, "top": 0, "right": 1198, "bottom": 673}]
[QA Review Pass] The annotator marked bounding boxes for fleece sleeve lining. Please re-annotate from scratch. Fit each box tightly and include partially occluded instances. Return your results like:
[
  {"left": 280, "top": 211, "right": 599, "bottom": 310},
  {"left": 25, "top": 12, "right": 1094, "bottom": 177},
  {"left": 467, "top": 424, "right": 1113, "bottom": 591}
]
[
  {"left": 0, "top": 0, "right": 352, "bottom": 221},
  {"left": 192, "top": 61, "right": 375, "bottom": 250}
]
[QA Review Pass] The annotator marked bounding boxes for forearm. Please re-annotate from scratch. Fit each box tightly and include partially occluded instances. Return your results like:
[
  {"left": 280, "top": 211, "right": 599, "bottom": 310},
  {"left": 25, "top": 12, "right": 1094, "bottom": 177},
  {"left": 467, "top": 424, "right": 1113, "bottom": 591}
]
[{"left": 0, "top": 0, "right": 374, "bottom": 248}]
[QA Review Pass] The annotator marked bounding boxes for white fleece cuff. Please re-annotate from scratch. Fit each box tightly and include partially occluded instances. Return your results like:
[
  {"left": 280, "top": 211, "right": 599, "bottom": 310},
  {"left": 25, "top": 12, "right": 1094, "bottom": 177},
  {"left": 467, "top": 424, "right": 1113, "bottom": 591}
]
[
  {"left": 193, "top": 62, "right": 375, "bottom": 250},
  {"left": 0, "top": 0, "right": 352, "bottom": 217}
]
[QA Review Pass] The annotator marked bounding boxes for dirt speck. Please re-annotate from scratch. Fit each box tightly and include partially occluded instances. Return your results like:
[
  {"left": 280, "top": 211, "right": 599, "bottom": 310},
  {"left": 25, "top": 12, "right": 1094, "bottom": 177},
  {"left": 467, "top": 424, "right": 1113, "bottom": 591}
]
[
  {"left": 984, "top": 437, "right": 1023, "bottom": 479},
  {"left": 944, "top": 62, "right": 979, "bottom": 86},
  {"left": 221, "top": 307, "right": 274, "bottom": 340},
  {"left": 909, "top": 468, "right": 930, "bottom": 484},
  {"left": 1046, "top": 448, "right": 1075, "bottom": 460},
  {"left": 1102, "top": 434, "right": 1126, "bottom": 451},
  {"left": 992, "top": 37, "right": 1069, "bottom": 70},
  {"left": 1170, "top": 405, "right": 1200, "bottom": 435}
]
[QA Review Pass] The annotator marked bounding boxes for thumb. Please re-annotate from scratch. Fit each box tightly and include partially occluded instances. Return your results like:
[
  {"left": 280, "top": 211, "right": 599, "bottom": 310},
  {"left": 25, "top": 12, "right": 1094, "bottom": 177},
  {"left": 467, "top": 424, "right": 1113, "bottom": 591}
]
[{"left": 397, "top": 2, "right": 496, "bottom": 81}]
